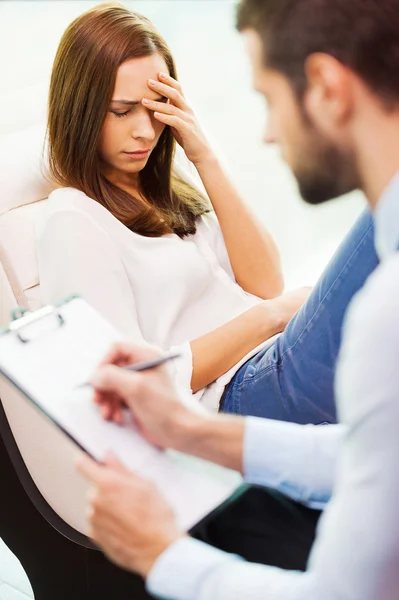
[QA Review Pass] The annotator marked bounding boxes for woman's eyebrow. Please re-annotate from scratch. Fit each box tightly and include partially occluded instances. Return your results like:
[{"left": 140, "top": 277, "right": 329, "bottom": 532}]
[{"left": 110, "top": 96, "right": 166, "bottom": 106}]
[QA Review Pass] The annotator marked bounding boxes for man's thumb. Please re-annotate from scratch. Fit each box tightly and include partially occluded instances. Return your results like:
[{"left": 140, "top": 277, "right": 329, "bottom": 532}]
[
  {"left": 91, "top": 364, "right": 139, "bottom": 397},
  {"left": 103, "top": 451, "right": 131, "bottom": 476}
]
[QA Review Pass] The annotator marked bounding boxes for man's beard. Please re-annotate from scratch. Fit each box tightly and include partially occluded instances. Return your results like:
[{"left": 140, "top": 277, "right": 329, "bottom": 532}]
[
  {"left": 297, "top": 166, "right": 355, "bottom": 205},
  {"left": 293, "top": 118, "right": 360, "bottom": 205}
]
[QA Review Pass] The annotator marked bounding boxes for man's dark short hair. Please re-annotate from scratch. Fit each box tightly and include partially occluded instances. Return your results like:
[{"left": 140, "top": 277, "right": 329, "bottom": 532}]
[{"left": 236, "top": 0, "right": 399, "bottom": 104}]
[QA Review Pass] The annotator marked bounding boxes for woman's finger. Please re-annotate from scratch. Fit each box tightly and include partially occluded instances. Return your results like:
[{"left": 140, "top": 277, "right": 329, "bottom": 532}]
[
  {"left": 142, "top": 98, "right": 187, "bottom": 120},
  {"left": 147, "top": 78, "right": 188, "bottom": 110},
  {"left": 158, "top": 72, "right": 183, "bottom": 93},
  {"left": 153, "top": 112, "right": 188, "bottom": 131}
]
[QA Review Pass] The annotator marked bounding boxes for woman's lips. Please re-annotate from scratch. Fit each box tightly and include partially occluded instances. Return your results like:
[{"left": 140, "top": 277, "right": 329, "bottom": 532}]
[{"left": 124, "top": 149, "right": 151, "bottom": 160}]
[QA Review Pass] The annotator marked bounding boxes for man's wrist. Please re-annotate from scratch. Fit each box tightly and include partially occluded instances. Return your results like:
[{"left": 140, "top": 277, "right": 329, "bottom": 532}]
[
  {"left": 173, "top": 410, "right": 246, "bottom": 473},
  {"left": 138, "top": 533, "right": 188, "bottom": 579},
  {"left": 172, "top": 408, "right": 211, "bottom": 453}
]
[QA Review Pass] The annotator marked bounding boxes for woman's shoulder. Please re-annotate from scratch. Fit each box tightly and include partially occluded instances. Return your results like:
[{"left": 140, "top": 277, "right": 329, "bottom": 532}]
[
  {"left": 44, "top": 187, "right": 123, "bottom": 231},
  {"left": 47, "top": 187, "right": 99, "bottom": 216},
  {"left": 36, "top": 187, "right": 119, "bottom": 244}
]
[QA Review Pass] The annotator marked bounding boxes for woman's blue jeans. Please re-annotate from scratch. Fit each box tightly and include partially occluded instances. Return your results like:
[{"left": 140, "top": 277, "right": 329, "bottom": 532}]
[{"left": 221, "top": 210, "right": 378, "bottom": 424}]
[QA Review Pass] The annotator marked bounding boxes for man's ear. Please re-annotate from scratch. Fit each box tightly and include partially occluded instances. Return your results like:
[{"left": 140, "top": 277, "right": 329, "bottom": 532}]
[{"left": 303, "top": 53, "right": 354, "bottom": 131}]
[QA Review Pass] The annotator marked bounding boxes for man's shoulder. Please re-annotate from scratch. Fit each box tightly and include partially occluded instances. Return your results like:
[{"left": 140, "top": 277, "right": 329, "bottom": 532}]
[
  {"left": 344, "top": 253, "right": 399, "bottom": 348},
  {"left": 337, "top": 253, "right": 399, "bottom": 422},
  {"left": 356, "top": 252, "right": 399, "bottom": 306}
]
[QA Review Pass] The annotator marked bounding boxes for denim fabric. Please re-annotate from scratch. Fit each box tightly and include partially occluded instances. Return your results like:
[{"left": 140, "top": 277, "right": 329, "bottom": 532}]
[{"left": 221, "top": 210, "right": 379, "bottom": 424}]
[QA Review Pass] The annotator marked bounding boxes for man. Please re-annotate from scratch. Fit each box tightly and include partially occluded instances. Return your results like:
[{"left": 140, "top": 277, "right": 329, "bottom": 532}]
[{"left": 79, "top": 0, "right": 399, "bottom": 598}]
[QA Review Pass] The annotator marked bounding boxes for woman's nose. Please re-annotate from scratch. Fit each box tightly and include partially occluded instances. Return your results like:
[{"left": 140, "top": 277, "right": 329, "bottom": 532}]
[{"left": 131, "top": 110, "right": 156, "bottom": 141}]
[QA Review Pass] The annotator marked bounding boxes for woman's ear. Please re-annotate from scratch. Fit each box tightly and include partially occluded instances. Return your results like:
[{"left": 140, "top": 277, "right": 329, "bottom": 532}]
[{"left": 304, "top": 53, "right": 354, "bottom": 133}]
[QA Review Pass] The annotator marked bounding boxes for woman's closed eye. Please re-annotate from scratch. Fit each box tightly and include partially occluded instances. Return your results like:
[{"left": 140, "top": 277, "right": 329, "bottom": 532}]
[
  {"left": 111, "top": 97, "right": 168, "bottom": 119},
  {"left": 112, "top": 109, "right": 131, "bottom": 118}
]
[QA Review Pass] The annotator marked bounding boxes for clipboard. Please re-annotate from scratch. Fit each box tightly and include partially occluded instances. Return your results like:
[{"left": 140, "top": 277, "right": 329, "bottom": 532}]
[{"left": 0, "top": 297, "right": 244, "bottom": 531}]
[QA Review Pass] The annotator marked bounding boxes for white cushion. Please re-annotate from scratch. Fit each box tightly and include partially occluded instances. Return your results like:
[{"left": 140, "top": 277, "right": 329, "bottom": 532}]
[
  {"left": 0, "top": 122, "right": 56, "bottom": 216},
  {"left": 0, "top": 201, "right": 47, "bottom": 310},
  {"left": 0, "top": 82, "right": 48, "bottom": 137}
]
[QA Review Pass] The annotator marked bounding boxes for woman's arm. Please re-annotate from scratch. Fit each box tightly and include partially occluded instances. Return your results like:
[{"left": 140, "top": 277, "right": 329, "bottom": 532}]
[
  {"left": 190, "top": 288, "right": 310, "bottom": 393},
  {"left": 144, "top": 73, "right": 284, "bottom": 300},
  {"left": 37, "top": 203, "right": 308, "bottom": 397},
  {"left": 194, "top": 155, "right": 284, "bottom": 299}
]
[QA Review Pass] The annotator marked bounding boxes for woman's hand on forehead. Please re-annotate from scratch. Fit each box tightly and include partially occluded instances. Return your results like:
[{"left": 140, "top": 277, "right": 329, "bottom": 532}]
[{"left": 142, "top": 73, "right": 212, "bottom": 165}]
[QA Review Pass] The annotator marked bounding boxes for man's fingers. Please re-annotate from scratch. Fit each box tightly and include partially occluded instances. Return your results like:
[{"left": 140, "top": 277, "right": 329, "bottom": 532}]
[
  {"left": 99, "top": 342, "right": 136, "bottom": 367},
  {"left": 100, "top": 402, "right": 113, "bottom": 420},
  {"left": 91, "top": 364, "right": 141, "bottom": 398},
  {"left": 103, "top": 452, "right": 131, "bottom": 476},
  {"left": 100, "top": 342, "right": 159, "bottom": 369},
  {"left": 77, "top": 454, "right": 104, "bottom": 483}
]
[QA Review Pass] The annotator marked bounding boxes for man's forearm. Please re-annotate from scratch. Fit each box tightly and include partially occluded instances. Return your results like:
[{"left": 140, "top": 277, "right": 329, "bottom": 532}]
[
  {"left": 172, "top": 410, "right": 343, "bottom": 508},
  {"left": 173, "top": 411, "right": 246, "bottom": 473}
]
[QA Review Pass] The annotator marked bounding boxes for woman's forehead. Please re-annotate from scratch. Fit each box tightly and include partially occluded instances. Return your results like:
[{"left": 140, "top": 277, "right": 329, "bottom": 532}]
[{"left": 112, "top": 54, "right": 169, "bottom": 101}]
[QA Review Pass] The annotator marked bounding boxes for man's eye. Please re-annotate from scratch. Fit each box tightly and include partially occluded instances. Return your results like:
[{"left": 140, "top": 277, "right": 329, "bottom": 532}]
[{"left": 112, "top": 110, "right": 130, "bottom": 118}]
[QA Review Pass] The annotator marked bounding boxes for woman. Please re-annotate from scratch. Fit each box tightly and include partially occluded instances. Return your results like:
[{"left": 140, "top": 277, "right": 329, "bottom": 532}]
[{"left": 37, "top": 2, "right": 378, "bottom": 425}]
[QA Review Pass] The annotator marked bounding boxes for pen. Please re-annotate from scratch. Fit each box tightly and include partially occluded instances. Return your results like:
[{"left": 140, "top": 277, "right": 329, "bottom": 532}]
[{"left": 77, "top": 352, "right": 181, "bottom": 388}]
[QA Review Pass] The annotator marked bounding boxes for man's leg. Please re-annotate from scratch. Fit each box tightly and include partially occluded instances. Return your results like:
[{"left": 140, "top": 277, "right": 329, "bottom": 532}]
[
  {"left": 222, "top": 210, "right": 378, "bottom": 424},
  {"left": 192, "top": 486, "right": 321, "bottom": 570}
]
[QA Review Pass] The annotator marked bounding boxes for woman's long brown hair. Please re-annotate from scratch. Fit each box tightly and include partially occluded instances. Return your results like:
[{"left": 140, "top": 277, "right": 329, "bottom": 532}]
[{"left": 47, "top": 2, "right": 210, "bottom": 237}]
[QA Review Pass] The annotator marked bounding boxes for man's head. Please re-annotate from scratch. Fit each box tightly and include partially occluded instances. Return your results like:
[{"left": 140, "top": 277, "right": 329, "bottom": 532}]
[{"left": 236, "top": 0, "right": 399, "bottom": 205}]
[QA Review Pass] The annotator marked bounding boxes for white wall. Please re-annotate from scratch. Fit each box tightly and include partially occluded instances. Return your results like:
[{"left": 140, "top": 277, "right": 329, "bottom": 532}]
[{"left": 0, "top": 0, "right": 365, "bottom": 286}]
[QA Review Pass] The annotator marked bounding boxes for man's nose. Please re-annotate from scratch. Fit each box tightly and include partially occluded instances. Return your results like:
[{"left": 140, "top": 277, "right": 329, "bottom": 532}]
[
  {"left": 263, "top": 132, "right": 277, "bottom": 144},
  {"left": 263, "top": 117, "right": 277, "bottom": 145}
]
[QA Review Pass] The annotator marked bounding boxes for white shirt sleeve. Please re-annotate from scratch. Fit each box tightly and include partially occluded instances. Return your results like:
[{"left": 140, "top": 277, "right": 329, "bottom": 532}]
[
  {"left": 243, "top": 418, "right": 344, "bottom": 509},
  {"left": 194, "top": 213, "right": 236, "bottom": 281}
]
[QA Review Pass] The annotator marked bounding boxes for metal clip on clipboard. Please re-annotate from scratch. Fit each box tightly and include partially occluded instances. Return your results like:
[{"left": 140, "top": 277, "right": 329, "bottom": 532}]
[{"left": 9, "top": 305, "right": 66, "bottom": 344}]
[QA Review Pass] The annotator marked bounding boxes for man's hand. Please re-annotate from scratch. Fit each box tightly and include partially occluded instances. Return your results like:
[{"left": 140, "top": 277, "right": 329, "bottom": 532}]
[
  {"left": 92, "top": 341, "right": 246, "bottom": 472},
  {"left": 92, "top": 342, "right": 204, "bottom": 450},
  {"left": 78, "top": 453, "right": 185, "bottom": 578}
]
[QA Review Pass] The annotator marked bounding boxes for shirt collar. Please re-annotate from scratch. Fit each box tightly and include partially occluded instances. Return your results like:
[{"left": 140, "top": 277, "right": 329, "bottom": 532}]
[{"left": 374, "top": 171, "right": 399, "bottom": 260}]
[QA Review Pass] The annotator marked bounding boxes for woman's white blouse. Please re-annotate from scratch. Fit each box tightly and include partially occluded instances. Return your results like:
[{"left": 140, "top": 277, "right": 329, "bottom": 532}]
[{"left": 36, "top": 188, "right": 271, "bottom": 411}]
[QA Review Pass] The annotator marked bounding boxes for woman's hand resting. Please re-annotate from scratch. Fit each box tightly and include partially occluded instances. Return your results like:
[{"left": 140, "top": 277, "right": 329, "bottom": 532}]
[{"left": 262, "top": 287, "right": 313, "bottom": 334}]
